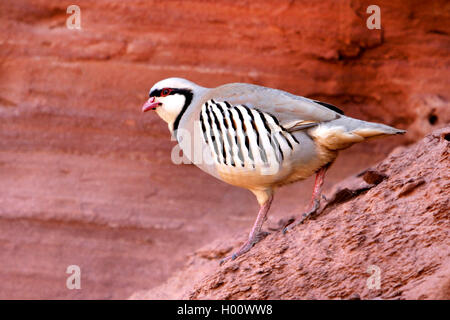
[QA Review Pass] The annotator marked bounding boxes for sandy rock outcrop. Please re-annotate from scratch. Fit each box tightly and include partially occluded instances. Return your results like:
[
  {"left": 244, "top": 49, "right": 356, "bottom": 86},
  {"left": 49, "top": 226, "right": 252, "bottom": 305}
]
[{"left": 131, "top": 128, "right": 450, "bottom": 300}]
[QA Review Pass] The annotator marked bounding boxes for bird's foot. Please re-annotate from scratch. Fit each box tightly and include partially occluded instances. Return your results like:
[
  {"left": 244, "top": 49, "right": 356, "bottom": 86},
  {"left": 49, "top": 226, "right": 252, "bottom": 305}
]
[
  {"left": 219, "top": 243, "right": 252, "bottom": 265},
  {"left": 282, "top": 199, "right": 320, "bottom": 234},
  {"left": 219, "top": 231, "right": 269, "bottom": 265}
]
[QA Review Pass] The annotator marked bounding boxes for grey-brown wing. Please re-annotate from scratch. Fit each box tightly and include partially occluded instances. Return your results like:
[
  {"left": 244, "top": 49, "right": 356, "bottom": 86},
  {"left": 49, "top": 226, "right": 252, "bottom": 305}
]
[{"left": 204, "top": 83, "right": 343, "bottom": 131}]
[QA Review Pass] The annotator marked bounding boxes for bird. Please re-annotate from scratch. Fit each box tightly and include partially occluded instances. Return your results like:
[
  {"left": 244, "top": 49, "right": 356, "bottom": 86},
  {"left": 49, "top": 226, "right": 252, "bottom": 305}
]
[{"left": 141, "top": 77, "right": 405, "bottom": 263}]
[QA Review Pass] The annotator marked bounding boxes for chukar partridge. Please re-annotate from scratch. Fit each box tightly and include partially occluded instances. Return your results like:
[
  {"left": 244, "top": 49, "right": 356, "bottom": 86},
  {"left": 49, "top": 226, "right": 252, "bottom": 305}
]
[{"left": 142, "top": 78, "right": 405, "bottom": 263}]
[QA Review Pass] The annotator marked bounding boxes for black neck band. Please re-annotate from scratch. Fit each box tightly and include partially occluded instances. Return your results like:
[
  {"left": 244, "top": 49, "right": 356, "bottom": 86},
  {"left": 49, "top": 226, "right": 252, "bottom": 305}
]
[{"left": 172, "top": 89, "right": 193, "bottom": 135}]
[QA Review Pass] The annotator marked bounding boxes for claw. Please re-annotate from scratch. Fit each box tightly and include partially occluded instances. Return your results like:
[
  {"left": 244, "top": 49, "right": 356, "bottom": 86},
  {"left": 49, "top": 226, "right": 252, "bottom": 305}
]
[
  {"left": 282, "top": 198, "right": 321, "bottom": 233},
  {"left": 219, "top": 196, "right": 274, "bottom": 265}
]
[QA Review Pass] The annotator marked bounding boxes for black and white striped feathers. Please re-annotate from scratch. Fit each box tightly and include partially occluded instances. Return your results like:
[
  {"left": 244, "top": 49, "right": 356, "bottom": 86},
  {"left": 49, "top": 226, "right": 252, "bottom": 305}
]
[{"left": 199, "top": 99, "right": 299, "bottom": 169}]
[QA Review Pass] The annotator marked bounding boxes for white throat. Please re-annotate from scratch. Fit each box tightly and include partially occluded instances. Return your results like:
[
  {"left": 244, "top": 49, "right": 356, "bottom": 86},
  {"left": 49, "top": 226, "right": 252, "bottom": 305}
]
[{"left": 155, "top": 94, "right": 187, "bottom": 130}]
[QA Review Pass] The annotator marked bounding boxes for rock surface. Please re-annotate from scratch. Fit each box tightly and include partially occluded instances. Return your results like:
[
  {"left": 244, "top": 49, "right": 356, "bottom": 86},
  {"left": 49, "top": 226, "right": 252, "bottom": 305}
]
[
  {"left": 131, "top": 128, "right": 450, "bottom": 300},
  {"left": 0, "top": 0, "right": 448, "bottom": 299}
]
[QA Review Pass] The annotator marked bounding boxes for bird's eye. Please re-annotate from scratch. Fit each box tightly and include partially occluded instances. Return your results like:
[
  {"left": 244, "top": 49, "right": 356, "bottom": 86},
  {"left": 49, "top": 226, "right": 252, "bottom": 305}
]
[{"left": 161, "top": 88, "right": 172, "bottom": 97}]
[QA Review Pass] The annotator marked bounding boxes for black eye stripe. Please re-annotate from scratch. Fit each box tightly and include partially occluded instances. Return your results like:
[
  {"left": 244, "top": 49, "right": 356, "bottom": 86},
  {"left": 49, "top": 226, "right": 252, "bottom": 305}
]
[
  {"left": 149, "top": 89, "right": 162, "bottom": 97},
  {"left": 149, "top": 88, "right": 187, "bottom": 98}
]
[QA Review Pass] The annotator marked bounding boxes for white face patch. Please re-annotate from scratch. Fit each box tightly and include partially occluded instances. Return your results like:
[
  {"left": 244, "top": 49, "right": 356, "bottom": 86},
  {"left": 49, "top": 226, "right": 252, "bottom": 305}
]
[
  {"left": 155, "top": 94, "right": 186, "bottom": 126},
  {"left": 147, "top": 77, "right": 207, "bottom": 132}
]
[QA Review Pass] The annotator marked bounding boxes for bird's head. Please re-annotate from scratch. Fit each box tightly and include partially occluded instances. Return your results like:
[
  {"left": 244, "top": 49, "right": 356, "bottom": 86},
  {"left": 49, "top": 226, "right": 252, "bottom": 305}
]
[{"left": 142, "top": 77, "right": 206, "bottom": 132}]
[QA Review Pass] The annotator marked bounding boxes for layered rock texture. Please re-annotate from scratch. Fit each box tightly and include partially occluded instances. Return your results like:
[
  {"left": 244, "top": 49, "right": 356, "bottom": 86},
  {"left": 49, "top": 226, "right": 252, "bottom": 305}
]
[
  {"left": 132, "top": 128, "right": 450, "bottom": 300},
  {"left": 0, "top": 0, "right": 448, "bottom": 299}
]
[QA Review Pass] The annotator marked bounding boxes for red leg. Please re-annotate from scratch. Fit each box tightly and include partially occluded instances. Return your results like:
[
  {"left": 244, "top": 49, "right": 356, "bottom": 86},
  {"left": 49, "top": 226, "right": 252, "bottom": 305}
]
[
  {"left": 220, "top": 195, "right": 273, "bottom": 264},
  {"left": 283, "top": 165, "right": 329, "bottom": 233}
]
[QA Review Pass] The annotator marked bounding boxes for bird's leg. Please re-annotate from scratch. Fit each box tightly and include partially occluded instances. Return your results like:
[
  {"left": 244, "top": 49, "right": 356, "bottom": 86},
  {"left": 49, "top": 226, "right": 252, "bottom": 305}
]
[
  {"left": 220, "top": 195, "right": 273, "bottom": 265},
  {"left": 283, "top": 165, "right": 329, "bottom": 233}
]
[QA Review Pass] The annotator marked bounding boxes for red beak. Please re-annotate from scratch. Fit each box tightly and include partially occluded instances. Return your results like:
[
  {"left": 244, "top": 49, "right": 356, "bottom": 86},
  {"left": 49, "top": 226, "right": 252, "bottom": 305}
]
[{"left": 142, "top": 97, "right": 161, "bottom": 112}]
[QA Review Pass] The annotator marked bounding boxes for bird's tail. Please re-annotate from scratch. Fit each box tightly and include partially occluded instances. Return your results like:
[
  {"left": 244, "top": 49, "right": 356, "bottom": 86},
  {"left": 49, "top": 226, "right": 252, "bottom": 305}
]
[{"left": 308, "top": 116, "right": 406, "bottom": 150}]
